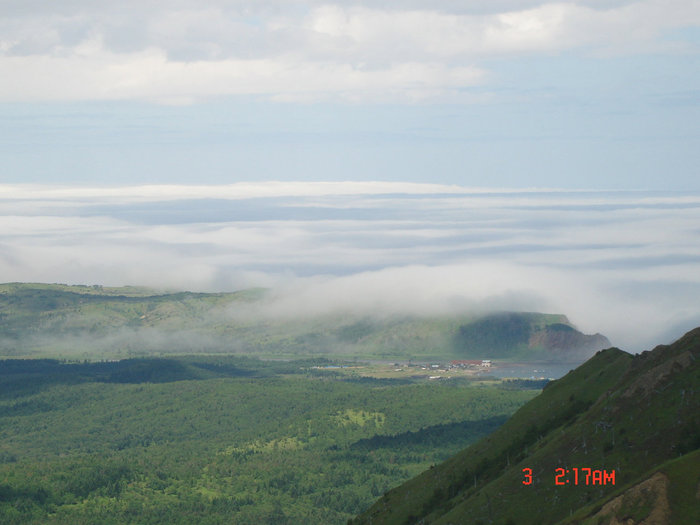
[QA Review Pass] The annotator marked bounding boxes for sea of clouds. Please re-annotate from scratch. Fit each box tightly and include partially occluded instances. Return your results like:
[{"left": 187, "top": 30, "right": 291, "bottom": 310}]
[{"left": 1, "top": 181, "right": 699, "bottom": 351}]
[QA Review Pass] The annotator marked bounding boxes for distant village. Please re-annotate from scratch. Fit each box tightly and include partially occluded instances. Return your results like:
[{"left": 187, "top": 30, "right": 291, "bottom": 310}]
[
  {"left": 396, "top": 360, "right": 492, "bottom": 380},
  {"left": 390, "top": 359, "right": 491, "bottom": 370},
  {"left": 310, "top": 359, "right": 558, "bottom": 382},
  {"left": 311, "top": 359, "right": 494, "bottom": 380}
]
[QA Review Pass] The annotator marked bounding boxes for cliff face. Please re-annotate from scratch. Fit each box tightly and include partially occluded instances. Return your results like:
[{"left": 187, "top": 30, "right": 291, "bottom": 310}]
[
  {"left": 454, "top": 314, "right": 611, "bottom": 361},
  {"left": 528, "top": 323, "right": 611, "bottom": 359}
]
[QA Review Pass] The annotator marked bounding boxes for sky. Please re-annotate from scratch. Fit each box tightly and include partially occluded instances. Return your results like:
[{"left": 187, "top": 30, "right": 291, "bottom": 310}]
[
  {"left": 1, "top": 1, "right": 700, "bottom": 351},
  {"left": 1, "top": 0, "right": 699, "bottom": 187}
]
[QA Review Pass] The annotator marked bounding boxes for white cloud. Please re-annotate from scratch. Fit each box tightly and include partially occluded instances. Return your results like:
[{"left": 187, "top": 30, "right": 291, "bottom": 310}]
[
  {"left": 9, "top": 181, "right": 700, "bottom": 204},
  {"left": 1, "top": 1, "right": 698, "bottom": 102},
  {"left": 0, "top": 41, "right": 484, "bottom": 103},
  {"left": 0, "top": 181, "right": 506, "bottom": 203}
]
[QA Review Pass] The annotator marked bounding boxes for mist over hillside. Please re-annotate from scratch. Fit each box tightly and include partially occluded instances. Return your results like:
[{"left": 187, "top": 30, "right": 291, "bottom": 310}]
[{"left": 0, "top": 283, "right": 609, "bottom": 364}]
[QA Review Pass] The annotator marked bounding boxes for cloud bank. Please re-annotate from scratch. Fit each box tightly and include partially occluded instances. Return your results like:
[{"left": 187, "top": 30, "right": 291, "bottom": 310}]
[{"left": 1, "top": 182, "right": 699, "bottom": 351}]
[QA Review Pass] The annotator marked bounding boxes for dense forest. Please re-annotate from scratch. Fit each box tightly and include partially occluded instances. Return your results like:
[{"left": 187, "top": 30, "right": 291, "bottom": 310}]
[{"left": 0, "top": 356, "right": 539, "bottom": 524}]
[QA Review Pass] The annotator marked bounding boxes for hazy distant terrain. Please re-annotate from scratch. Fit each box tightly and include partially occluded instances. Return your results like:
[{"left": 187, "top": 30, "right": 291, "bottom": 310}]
[{"left": 0, "top": 283, "right": 609, "bottom": 363}]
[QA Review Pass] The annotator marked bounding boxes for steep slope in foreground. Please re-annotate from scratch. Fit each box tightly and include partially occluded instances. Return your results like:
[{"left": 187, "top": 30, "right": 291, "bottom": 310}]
[{"left": 353, "top": 327, "right": 700, "bottom": 525}]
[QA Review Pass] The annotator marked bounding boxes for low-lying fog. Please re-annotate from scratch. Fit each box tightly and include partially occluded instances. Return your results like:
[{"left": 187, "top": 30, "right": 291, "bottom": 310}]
[{"left": 2, "top": 182, "right": 699, "bottom": 351}]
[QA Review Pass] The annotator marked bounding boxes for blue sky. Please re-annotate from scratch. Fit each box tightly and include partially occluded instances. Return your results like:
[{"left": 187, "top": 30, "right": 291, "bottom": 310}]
[{"left": 1, "top": 1, "right": 700, "bottom": 351}]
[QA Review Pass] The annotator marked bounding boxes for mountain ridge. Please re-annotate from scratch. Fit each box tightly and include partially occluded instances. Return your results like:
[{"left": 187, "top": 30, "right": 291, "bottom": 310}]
[{"left": 0, "top": 283, "right": 609, "bottom": 362}]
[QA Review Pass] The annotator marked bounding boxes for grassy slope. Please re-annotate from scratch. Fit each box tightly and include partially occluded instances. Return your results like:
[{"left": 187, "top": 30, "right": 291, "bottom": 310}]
[
  {"left": 353, "top": 327, "right": 700, "bottom": 525},
  {"left": 1, "top": 283, "right": 605, "bottom": 362}
]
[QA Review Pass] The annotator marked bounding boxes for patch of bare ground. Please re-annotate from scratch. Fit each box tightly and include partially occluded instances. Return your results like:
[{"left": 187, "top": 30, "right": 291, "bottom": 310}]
[{"left": 590, "top": 472, "right": 671, "bottom": 525}]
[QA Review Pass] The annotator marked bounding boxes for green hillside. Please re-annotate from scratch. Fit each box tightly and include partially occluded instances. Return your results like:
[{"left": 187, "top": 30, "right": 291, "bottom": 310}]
[
  {"left": 353, "top": 327, "right": 700, "bottom": 525},
  {"left": 0, "top": 283, "right": 609, "bottom": 362}
]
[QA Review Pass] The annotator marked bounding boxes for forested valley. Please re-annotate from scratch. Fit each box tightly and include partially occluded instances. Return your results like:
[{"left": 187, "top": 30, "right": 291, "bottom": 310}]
[{"left": 0, "top": 356, "right": 539, "bottom": 524}]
